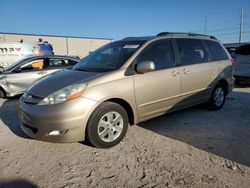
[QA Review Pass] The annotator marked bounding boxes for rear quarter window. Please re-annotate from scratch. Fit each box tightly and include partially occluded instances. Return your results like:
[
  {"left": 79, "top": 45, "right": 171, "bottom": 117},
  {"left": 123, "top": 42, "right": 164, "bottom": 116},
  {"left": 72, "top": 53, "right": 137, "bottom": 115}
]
[{"left": 204, "top": 40, "right": 229, "bottom": 61}]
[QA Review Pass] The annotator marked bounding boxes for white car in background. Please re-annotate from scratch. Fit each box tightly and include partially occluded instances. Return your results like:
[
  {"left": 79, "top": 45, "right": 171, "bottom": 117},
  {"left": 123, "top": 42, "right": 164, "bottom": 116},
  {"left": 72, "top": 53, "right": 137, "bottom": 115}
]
[{"left": 224, "top": 43, "right": 250, "bottom": 84}]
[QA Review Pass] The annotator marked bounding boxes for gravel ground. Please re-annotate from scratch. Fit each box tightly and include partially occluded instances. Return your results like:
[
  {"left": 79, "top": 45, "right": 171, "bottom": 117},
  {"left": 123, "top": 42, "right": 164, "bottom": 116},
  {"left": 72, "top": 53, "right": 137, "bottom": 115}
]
[{"left": 0, "top": 86, "right": 250, "bottom": 188}]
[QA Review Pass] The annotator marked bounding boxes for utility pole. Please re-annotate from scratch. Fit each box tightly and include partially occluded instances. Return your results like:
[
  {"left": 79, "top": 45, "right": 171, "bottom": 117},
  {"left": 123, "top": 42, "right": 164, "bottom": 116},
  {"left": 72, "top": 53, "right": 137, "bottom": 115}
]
[{"left": 239, "top": 8, "right": 243, "bottom": 43}]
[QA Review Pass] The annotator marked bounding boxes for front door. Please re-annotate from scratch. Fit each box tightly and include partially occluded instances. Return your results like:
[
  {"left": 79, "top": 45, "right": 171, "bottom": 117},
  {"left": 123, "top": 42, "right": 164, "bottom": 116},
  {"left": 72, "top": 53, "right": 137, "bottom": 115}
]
[
  {"left": 133, "top": 39, "right": 181, "bottom": 120},
  {"left": 6, "top": 59, "right": 47, "bottom": 95}
]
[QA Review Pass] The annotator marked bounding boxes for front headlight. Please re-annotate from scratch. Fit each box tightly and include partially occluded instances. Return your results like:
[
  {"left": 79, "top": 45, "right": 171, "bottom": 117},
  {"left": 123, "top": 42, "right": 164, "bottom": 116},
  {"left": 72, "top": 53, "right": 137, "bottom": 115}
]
[{"left": 38, "top": 83, "right": 87, "bottom": 105}]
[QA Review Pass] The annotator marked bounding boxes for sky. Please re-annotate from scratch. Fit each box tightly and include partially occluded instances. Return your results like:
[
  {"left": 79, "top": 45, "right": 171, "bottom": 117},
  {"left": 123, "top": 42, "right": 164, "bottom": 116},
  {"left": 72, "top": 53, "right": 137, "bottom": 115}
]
[{"left": 0, "top": 0, "right": 249, "bottom": 43}]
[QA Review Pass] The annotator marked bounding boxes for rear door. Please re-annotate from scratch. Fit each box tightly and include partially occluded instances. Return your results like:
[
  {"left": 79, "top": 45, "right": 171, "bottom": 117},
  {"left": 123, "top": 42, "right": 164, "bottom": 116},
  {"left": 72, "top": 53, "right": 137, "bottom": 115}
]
[
  {"left": 133, "top": 39, "right": 181, "bottom": 120},
  {"left": 174, "top": 38, "right": 217, "bottom": 106}
]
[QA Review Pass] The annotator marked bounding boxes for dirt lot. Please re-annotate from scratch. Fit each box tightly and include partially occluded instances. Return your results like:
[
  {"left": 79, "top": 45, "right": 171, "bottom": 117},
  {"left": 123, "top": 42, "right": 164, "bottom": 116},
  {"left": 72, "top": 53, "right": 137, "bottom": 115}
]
[{"left": 0, "top": 86, "right": 250, "bottom": 188}]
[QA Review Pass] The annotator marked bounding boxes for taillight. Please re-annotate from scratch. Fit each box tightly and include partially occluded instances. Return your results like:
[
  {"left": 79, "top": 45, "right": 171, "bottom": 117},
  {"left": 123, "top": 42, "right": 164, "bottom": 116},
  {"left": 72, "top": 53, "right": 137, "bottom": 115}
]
[{"left": 230, "top": 56, "right": 236, "bottom": 66}]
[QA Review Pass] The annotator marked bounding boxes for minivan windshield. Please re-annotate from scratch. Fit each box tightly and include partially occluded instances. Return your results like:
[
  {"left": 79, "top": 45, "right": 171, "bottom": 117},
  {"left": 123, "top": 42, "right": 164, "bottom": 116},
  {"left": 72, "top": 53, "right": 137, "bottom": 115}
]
[{"left": 73, "top": 41, "right": 145, "bottom": 72}]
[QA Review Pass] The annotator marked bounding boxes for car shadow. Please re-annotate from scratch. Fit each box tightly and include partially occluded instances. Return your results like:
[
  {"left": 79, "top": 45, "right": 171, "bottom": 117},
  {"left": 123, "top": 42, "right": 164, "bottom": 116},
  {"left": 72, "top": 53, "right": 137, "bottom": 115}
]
[
  {"left": 0, "top": 96, "right": 30, "bottom": 139},
  {"left": 234, "top": 82, "right": 250, "bottom": 88},
  {"left": 138, "top": 90, "right": 250, "bottom": 167},
  {"left": 0, "top": 179, "right": 38, "bottom": 188},
  {"left": 1, "top": 89, "right": 250, "bottom": 168}
]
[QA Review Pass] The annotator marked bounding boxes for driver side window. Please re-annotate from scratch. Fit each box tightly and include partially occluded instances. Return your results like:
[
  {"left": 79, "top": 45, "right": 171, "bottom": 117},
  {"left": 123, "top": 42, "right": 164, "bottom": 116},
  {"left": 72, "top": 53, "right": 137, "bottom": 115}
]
[
  {"left": 20, "top": 59, "right": 45, "bottom": 71},
  {"left": 136, "top": 40, "right": 175, "bottom": 70}
]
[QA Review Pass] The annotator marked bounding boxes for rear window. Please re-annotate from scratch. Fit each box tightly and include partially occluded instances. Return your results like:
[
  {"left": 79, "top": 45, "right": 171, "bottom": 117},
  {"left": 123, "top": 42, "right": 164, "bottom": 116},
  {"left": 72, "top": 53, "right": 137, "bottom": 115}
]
[
  {"left": 235, "top": 44, "right": 250, "bottom": 55},
  {"left": 204, "top": 40, "right": 229, "bottom": 61}
]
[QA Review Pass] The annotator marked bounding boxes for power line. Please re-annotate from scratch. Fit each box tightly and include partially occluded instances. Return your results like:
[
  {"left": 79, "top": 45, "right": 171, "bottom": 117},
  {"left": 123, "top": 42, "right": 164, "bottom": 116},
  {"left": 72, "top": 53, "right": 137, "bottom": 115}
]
[
  {"left": 207, "top": 18, "right": 238, "bottom": 29},
  {"left": 214, "top": 30, "right": 250, "bottom": 37},
  {"left": 207, "top": 27, "right": 239, "bottom": 33}
]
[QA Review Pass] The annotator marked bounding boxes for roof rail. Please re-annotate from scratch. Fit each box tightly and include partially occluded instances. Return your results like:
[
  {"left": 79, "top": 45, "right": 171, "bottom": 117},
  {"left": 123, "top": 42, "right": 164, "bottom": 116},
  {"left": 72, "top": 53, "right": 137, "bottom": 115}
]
[{"left": 156, "top": 32, "right": 217, "bottom": 40}]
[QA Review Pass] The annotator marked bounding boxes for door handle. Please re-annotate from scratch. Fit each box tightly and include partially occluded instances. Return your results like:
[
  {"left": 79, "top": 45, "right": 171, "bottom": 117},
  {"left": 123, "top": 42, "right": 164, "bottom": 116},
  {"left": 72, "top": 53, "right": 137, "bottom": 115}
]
[
  {"left": 38, "top": 71, "right": 47, "bottom": 75},
  {"left": 183, "top": 68, "right": 190, "bottom": 74},
  {"left": 171, "top": 70, "right": 180, "bottom": 77}
]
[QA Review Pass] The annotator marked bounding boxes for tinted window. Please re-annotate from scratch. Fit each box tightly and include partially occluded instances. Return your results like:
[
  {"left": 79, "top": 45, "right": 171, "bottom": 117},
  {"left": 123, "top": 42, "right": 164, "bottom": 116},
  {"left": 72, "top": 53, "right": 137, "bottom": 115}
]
[
  {"left": 48, "top": 59, "right": 68, "bottom": 68},
  {"left": 176, "top": 39, "right": 209, "bottom": 65},
  {"left": 235, "top": 44, "right": 250, "bottom": 55},
  {"left": 204, "top": 40, "right": 229, "bottom": 61},
  {"left": 45, "top": 58, "right": 78, "bottom": 69},
  {"left": 136, "top": 40, "right": 175, "bottom": 70}
]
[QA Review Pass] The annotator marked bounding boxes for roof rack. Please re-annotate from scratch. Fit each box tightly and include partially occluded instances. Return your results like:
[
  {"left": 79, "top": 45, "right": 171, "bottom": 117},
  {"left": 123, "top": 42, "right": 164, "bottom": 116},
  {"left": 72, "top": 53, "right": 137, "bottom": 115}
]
[
  {"left": 156, "top": 32, "right": 217, "bottom": 40},
  {"left": 121, "top": 36, "right": 153, "bottom": 41}
]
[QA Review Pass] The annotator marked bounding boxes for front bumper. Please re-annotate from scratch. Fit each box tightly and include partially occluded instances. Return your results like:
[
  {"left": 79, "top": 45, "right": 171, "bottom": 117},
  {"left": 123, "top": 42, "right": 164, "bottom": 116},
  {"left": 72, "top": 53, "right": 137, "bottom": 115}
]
[{"left": 18, "top": 97, "right": 98, "bottom": 143}]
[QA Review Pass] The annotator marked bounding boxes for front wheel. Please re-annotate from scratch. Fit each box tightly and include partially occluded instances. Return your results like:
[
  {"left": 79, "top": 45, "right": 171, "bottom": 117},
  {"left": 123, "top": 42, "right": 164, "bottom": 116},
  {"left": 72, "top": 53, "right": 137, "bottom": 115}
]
[
  {"left": 86, "top": 102, "right": 129, "bottom": 148},
  {"left": 207, "top": 84, "right": 226, "bottom": 110}
]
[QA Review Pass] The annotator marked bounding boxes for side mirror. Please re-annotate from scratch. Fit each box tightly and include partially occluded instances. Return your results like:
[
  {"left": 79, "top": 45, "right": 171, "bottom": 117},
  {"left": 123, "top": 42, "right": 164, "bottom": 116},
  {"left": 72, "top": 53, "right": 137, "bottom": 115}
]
[
  {"left": 13, "top": 68, "right": 22, "bottom": 73},
  {"left": 0, "top": 66, "right": 4, "bottom": 73},
  {"left": 136, "top": 61, "right": 155, "bottom": 74}
]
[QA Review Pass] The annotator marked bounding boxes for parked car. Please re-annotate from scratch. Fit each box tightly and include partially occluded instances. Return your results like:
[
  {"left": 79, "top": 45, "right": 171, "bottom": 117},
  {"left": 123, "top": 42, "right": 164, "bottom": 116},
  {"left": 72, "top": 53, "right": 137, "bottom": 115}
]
[
  {"left": 0, "top": 55, "right": 80, "bottom": 97},
  {"left": 224, "top": 43, "right": 250, "bottom": 83},
  {"left": 18, "top": 32, "right": 234, "bottom": 148}
]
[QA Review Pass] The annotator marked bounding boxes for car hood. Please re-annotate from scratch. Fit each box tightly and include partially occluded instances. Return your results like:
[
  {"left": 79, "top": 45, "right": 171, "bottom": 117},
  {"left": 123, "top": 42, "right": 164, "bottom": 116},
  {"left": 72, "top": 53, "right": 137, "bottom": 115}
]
[{"left": 27, "top": 69, "right": 103, "bottom": 98}]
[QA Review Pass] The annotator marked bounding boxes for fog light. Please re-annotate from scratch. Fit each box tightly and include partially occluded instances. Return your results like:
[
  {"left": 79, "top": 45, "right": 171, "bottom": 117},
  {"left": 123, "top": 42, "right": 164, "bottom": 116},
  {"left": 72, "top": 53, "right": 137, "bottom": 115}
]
[{"left": 48, "top": 129, "right": 68, "bottom": 136}]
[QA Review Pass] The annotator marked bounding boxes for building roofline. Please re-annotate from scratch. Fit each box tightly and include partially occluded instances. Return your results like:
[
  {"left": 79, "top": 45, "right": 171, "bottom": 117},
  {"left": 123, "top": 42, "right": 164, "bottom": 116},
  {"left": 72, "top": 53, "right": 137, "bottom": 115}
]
[{"left": 0, "top": 32, "right": 112, "bottom": 41}]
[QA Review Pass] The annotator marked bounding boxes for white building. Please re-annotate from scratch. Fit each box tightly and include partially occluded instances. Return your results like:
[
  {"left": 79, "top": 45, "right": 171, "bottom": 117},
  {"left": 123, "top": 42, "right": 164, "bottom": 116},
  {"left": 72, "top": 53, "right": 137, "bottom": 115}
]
[{"left": 0, "top": 32, "right": 112, "bottom": 58}]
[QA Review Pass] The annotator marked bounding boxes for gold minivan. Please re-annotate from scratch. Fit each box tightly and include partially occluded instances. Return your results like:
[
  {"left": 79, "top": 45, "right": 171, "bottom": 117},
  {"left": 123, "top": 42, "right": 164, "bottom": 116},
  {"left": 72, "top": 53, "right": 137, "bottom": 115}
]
[{"left": 18, "top": 32, "right": 234, "bottom": 148}]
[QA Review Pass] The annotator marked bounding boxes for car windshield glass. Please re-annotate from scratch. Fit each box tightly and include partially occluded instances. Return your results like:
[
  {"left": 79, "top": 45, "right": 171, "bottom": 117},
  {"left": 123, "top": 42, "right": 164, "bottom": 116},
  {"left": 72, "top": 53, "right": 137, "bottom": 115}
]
[
  {"left": 4, "top": 58, "right": 31, "bottom": 72},
  {"left": 73, "top": 41, "right": 145, "bottom": 72}
]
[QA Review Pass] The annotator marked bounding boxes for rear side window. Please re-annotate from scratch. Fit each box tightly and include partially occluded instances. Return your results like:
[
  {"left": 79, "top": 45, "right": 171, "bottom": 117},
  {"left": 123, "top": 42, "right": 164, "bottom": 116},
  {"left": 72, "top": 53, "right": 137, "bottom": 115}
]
[
  {"left": 48, "top": 59, "right": 68, "bottom": 67},
  {"left": 175, "top": 39, "right": 209, "bottom": 65},
  {"left": 45, "top": 58, "right": 78, "bottom": 69},
  {"left": 204, "top": 40, "right": 229, "bottom": 61},
  {"left": 136, "top": 39, "right": 175, "bottom": 70}
]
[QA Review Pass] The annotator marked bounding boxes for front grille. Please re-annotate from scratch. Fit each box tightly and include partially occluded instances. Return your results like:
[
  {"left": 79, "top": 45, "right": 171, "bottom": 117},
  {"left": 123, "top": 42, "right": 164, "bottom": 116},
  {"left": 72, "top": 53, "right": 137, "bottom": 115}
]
[{"left": 23, "top": 123, "right": 38, "bottom": 134}]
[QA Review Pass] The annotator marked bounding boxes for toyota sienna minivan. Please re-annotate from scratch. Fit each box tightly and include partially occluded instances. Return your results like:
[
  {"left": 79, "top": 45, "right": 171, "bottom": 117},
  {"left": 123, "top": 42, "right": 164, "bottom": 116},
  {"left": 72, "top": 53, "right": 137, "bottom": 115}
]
[{"left": 18, "top": 32, "right": 234, "bottom": 148}]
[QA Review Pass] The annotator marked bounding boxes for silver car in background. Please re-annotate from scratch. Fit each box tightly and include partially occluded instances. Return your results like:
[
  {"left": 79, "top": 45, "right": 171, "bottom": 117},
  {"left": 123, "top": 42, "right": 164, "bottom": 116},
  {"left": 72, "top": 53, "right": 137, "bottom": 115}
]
[
  {"left": 224, "top": 43, "right": 250, "bottom": 84},
  {"left": 0, "top": 55, "right": 80, "bottom": 97}
]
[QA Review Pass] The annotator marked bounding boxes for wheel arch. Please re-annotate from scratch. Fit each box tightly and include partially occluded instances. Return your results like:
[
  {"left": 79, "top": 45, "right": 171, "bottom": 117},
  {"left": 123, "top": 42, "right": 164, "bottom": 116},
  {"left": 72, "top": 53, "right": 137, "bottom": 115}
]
[
  {"left": 217, "top": 79, "right": 229, "bottom": 95},
  {"left": 104, "top": 98, "right": 135, "bottom": 125}
]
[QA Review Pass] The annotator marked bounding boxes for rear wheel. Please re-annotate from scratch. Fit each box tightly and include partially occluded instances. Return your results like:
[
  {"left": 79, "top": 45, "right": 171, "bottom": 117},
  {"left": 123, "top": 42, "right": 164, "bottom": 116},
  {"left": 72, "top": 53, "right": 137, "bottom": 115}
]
[
  {"left": 86, "top": 102, "right": 129, "bottom": 148},
  {"left": 207, "top": 84, "right": 226, "bottom": 110},
  {"left": 0, "top": 88, "right": 5, "bottom": 98}
]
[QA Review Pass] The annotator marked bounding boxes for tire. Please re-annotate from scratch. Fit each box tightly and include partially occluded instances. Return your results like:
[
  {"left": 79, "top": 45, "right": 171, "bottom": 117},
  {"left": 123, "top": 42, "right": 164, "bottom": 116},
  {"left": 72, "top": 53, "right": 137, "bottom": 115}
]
[
  {"left": 86, "top": 102, "right": 129, "bottom": 148},
  {"left": 207, "top": 83, "right": 226, "bottom": 110},
  {"left": 0, "top": 87, "right": 5, "bottom": 98}
]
